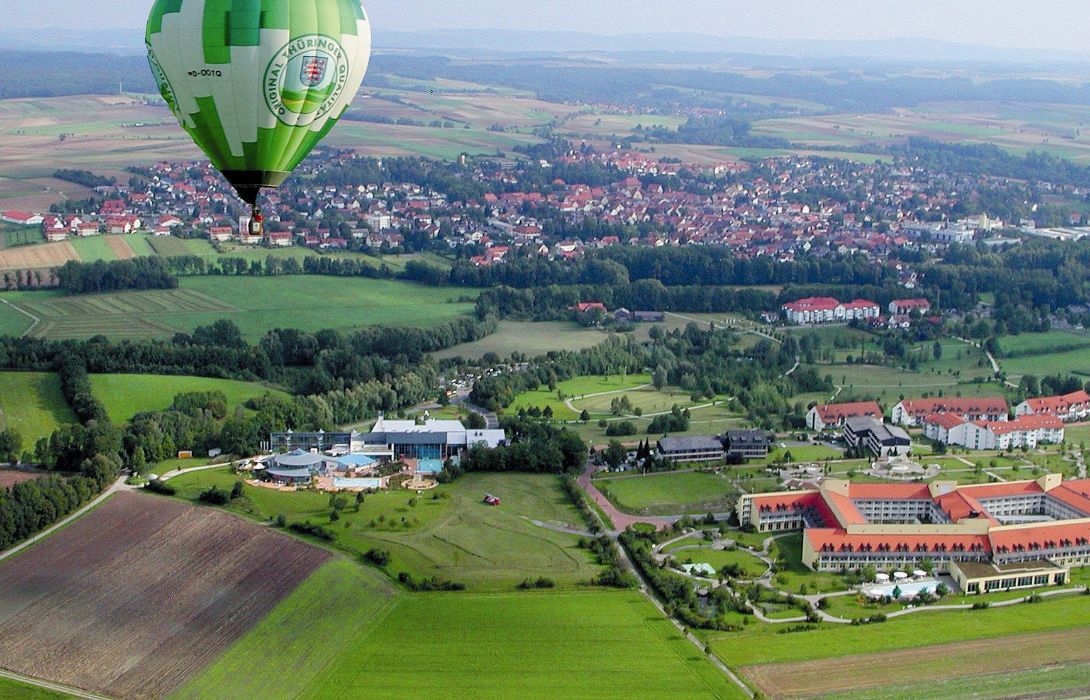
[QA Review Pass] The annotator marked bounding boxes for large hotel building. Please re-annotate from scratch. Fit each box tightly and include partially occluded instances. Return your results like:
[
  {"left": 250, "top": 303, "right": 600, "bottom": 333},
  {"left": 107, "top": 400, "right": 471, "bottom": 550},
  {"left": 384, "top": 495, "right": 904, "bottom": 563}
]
[{"left": 738, "top": 475, "right": 1090, "bottom": 593}]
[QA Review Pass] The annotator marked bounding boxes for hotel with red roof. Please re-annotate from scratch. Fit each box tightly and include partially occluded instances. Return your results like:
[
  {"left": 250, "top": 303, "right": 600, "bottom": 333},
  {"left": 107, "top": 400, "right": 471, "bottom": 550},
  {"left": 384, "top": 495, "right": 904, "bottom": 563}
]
[
  {"left": 738, "top": 474, "right": 1090, "bottom": 593},
  {"left": 923, "top": 414, "right": 1065, "bottom": 450}
]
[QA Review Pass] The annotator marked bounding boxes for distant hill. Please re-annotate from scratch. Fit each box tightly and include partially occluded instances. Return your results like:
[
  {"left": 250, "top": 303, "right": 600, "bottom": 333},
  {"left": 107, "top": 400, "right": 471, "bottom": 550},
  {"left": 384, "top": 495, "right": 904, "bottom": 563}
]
[
  {"left": 0, "top": 51, "right": 154, "bottom": 98},
  {"left": 4, "top": 26, "right": 1090, "bottom": 66}
]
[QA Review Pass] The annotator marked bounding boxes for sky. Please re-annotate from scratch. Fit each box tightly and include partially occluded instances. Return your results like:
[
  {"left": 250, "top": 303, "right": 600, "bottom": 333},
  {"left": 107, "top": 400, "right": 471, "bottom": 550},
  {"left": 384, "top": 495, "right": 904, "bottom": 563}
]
[{"left": 4, "top": 0, "right": 1090, "bottom": 52}]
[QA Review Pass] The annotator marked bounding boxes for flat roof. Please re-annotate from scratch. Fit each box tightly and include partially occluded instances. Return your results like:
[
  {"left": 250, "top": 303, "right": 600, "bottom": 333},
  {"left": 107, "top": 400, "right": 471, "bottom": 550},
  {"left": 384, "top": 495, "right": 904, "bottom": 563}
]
[{"left": 955, "top": 559, "right": 1063, "bottom": 579}]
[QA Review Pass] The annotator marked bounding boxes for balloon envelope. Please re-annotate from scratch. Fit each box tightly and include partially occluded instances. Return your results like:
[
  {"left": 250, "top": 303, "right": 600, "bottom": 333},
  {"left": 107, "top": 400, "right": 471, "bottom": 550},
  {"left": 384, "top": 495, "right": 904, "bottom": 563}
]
[{"left": 146, "top": 0, "right": 372, "bottom": 204}]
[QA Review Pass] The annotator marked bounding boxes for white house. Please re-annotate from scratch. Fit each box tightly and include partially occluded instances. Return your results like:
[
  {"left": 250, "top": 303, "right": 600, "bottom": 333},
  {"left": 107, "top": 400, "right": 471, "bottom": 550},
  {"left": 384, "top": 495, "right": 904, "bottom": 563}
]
[
  {"left": 892, "top": 398, "right": 1009, "bottom": 427},
  {"left": 924, "top": 414, "right": 1064, "bottom": 450}
]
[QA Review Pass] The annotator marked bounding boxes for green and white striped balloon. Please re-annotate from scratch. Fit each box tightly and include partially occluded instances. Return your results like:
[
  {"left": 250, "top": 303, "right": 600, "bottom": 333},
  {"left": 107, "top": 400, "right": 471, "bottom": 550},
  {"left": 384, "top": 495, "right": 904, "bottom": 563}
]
[{"left": 146, "top": 0, "right": 372, "bottom": 204}]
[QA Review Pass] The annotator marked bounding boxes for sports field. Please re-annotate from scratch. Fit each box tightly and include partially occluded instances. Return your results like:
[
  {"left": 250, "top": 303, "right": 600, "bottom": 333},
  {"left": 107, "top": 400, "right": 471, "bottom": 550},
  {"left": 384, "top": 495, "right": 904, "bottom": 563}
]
[
  {"left": 595, "top": 470, "right": 738, "bottom": 516},
  {"left": 89, "top": 374, "right": 289, "bottom": 423},
  {"left": 2, "top": 276, "right": 478, "bottom": 341},
  {"left": 165, "top": 470, "right": 602, "bottom": 591},
  {"left": 0, "top": 372, "right": 76, "bottom": 446}
]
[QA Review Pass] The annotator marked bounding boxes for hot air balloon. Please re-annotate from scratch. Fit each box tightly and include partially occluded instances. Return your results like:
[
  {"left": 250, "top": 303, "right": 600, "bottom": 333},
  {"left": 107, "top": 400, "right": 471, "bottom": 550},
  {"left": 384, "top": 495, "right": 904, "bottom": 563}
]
[{"left": 146, "top": 0, "right": 372, "bottom": 235}]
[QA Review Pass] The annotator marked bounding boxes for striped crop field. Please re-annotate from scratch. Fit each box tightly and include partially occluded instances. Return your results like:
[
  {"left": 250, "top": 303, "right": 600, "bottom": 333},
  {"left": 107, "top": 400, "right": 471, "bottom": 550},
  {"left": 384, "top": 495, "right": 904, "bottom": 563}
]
[
  {"left": 148, "top": 235, "right": 198, "bottom": 257},
  {"left": 23, "top": 289, "right": 238, "bottom": 340}
]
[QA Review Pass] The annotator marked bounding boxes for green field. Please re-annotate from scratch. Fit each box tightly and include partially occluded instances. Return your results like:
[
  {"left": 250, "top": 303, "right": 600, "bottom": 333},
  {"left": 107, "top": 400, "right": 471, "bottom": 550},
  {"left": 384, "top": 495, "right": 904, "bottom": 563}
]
[
  {"left": 433, "top": 321, "right": 607, "bottom": 361},
  {"left": 0, "top": 677, "right": 72, "bottom": 699},
  {"left": 665, "top": 544, "right": 768, "bottom": 579},
  {"left": 828, "top": 662, "right": 1090, "bottom": 700},
  {"left": 89, "top": 374, "right": 289, "bottom": 423},
  {"left": 2, "top": 276, "right": 478, "bottom": 342},
  {"left": 1002, "top": 346, "right": 1090, "bottom": 379},
  {"left": 706, "top": 591, "right": 1090, "bottom": 668},
  {"left": 165, "top": 470, "right": 601, "bottom": 591},
  {"left": 569, "top": 402, "right": 749, "bottom": 448},
  {"left": 595, "top": 470, "right": 738, "bottom": 516},
  {"left": 0, "top": 372, "right": 76, "bottom": 446},
  {"left": 507, "top": 373, "right": 652, "bottom": 421},
  {"left": 180, "top": 562, "right": 743, "bottom": 700}
]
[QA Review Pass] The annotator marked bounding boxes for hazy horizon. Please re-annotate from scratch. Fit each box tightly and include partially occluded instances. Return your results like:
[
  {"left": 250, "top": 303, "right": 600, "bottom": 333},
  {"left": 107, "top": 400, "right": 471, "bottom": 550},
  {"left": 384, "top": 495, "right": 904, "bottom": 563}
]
[{"left": 3, "top": 0, "right": 1090, "bottom": 53}]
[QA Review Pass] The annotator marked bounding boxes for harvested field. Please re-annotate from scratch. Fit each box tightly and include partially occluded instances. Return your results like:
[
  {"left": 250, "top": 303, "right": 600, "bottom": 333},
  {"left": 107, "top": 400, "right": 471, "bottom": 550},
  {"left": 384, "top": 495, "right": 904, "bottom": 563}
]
[
  {"left": 0, "top": 470, "right": 41, "bottom": 488},
  {"left": 104, "top": 235, "right": 135, "bottom": 259},
  {"left": 22, "top": 288, "right": 239, "bottom": 340},
  {"left": 0, "top": 241, "right": 77, "bottom": 271},
  {"left": 0, "top": 491, "right": 329, "bottom": 699},
  {"left": 742, "top": 627, "right": 1090, "bottom": 699},
  {"left": 147, "top": 235, "right": 195, "bottom": 257}
]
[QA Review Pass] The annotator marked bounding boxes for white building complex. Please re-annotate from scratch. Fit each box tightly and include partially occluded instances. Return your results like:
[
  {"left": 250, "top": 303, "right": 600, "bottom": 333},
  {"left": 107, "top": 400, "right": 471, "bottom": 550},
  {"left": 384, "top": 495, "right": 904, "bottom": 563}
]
[
  {"left": 781, "top": 297, "right": 880, "bottom": 325},
  {"left": 924, "top": 414, "right": 1065, "bottom": 450}
]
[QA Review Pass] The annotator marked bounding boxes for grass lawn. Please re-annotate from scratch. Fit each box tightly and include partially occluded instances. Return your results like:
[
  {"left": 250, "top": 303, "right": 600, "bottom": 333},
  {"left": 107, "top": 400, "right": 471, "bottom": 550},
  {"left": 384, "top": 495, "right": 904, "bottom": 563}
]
[
  {"left": 0, "top": 677, "right": 72, "bottom": 699},
  {"left": 0, "top": 371, "right": 76, "bottom": 446},
  {"left": 165, "top": 470, "right": 602, "bottom": 591},
  {"left": 762, "top": 445, "right": 843, "bottom": 464},
  {"left": 767, "top": 534, "right": 851, "bottom": 594},
  {"left": 1002, "top": 347, "right": 1090, "bottom": 379},
  {"left": 68, "top": 235, "right": 118, "bottom": 263},
  {"left": 596, "top": 470, "right": 738, "bottom": 516},
  {"left": 89, "top": 374, "right": 289, "bottom": 423},
  {"left": 312, "top": 590, "right": 746, "bottom": 700},
  {"left": 666, "top": 545, "right": 768, "bottom": 579},
  {"left": 433, "top": 321, "right": 607, "bottom": 361},
  {"left": 507, "top": 373, "right": 651, "bottom": 422},
  {"left": 573, "top": 385, "right": 702, "bottom": 416},
  {"left": 706, "top": 591, "right": 1090, "bottom": 667}
]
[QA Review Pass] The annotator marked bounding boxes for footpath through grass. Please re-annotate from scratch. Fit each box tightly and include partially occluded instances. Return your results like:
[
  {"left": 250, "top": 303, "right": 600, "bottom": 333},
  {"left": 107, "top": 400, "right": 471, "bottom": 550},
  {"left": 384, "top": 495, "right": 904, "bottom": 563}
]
[{"left": 90, "top": 373, "right": 288, "bottom": 423}]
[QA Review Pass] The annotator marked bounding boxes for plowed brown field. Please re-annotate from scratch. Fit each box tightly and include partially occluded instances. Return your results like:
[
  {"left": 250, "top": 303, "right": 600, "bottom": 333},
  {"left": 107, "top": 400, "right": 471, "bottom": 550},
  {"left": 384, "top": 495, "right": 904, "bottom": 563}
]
[
  {"left": 0, "top": 491, "right": 330, "bottom": 699},
  {"left": 104, "top": 235, "right": 135, "bottom": 259},
  {"left": 0, "top": 470, "right": 42, "bottom": 488},
  {"left": 742, "top": 626, "right": 1090, "bottom": 699},
  {"left": 0, "top": 241, "right": 78, "bottom": 271}
]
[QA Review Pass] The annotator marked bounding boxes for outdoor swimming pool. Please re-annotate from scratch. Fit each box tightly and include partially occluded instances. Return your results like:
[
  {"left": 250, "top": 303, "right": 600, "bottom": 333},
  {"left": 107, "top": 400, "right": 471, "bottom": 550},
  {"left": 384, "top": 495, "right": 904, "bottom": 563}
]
[
  {"left": 333, "top": 477, "right": 382, "bottom": 490},
  {"left": 417, "top": 459, "right": 444, "bottom": 474},
  {"left": 864, "top": 580, "right": 940, "bottom": 599}
]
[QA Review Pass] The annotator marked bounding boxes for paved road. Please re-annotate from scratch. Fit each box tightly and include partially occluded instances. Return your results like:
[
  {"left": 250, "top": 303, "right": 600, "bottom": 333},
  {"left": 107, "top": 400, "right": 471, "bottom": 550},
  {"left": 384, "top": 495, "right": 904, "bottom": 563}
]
[
  {"left": 458, "top": 399, "right": 499, "bottom": 429},
  {"left": 578, "top": 463, "right": 680, "bottom": 532}
]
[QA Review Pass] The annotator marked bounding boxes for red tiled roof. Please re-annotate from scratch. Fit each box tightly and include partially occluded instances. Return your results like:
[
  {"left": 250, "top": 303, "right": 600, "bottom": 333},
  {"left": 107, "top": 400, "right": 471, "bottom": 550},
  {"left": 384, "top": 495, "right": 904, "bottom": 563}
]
[
  {"left": 815, "top": 401, "right": 883, "bottom": 423},
  {"left": 783, "top": 297, "right": 840, "bottom": 312},
  {"left": 924, "top": 412, "right": 966, "bottom": 430},
  {"left": 959, "top": 480, "right": 1044, "bottom": 499},
  {"left": 1023, "top": 391, "right": 1090, "bottom": 414},
  {"left": 988, "top": 415, "right": 1064, "bottom": 435},
  {"left": 990, "top": 521, "right": 1090, "bottom": 554},
  {"left": 935, "top": 490, "right": 993, "bottom": 524},
  {"left": 806, "top": 529, "right": 991, "bottom": 555},
  {"left": 820, "top": 490, "right": 866, "bottom": 526},
  {"left": 1047, "top": 483, "right": 1090, "bottom": 516},
  {"left": 847, "top": 482, "right": 933, "bottom": 500},
  {"left": 898, "top": 398, "right": 1009, "bottom": 416}
]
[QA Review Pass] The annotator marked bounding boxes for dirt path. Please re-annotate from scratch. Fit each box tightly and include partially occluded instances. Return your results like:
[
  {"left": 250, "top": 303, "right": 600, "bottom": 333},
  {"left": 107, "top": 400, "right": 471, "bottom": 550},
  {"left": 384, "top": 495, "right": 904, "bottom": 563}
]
[
  {"left": 0, "top": 475, "right": 126, "bottom": 564},
  {"left": 105, "top": 235, "right": 136, "bottom": 259},
  {"left": 0, "top": 669, "right": 111, "bottom": 700},
  {"left": 742, "top": 626, "right": 1090, "bottom": 699}
]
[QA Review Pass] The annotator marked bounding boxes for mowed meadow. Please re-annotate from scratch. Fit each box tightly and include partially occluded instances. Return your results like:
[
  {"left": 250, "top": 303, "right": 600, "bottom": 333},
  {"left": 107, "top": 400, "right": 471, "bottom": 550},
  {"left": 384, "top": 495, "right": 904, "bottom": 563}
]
[
  {"left": 177, "top": 570, "right": 744, "bottom": 700},
  {"left": 0, "top": 276, "right": 479, "bottom": 341},
  {"left": 0, "top": 371, "right": 76, "bottom": 446},
  {"left": 89, "top": 374, "right": 289, "bottom": 423}
]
